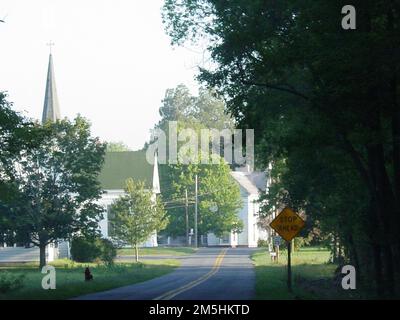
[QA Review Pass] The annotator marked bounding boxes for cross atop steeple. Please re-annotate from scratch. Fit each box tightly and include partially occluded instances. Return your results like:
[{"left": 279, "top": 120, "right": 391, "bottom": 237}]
[{"left": 46, "top": 41, "right": 55, "bottom": 54}]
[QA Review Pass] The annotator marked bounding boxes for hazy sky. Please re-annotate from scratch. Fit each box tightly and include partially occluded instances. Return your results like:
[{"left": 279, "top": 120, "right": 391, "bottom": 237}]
[{"left": 0, "top": 0, "right": 203, "bottom": 150}]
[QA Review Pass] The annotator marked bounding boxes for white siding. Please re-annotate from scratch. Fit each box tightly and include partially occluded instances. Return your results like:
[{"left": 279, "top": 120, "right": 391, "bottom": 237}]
[
  {"left": 57, "top": 241, "right": 70, "bottom": 259},
  {"left": 237, "top": 194, "right": 249, "bottom": 246},
  {"left": 205, "top": 170, "right": 269, "bottom": 248},
  {"left": 0, "top": 246, "right": 57, "bottom": 263}
]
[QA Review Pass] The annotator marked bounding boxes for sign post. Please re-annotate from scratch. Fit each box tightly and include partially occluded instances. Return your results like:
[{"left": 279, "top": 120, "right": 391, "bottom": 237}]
[
  {"left": 273, "top": 236, "right": 282, "bottom": 262},
  {"left": 269, "top": 207, "right": 305, "bottom": 293},
  {"left": 287, "top": 240, "right": 292, "bottom": 292}
]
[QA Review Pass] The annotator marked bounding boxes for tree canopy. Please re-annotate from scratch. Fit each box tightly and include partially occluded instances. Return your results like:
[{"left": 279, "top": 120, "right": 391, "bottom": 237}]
[
  {"left": 106, "top": 141, "right": 131, "bottom": 152},
  {"left": 1, "top": 112, "right": 106, "bottom": 267},
  {"left": 164, "top": 158, "right": 242, "bottom": 238},
  {"left": 0, "top": 92, "right": 49, "bottom": 246},
  {"left": 162, "top": 0, "right": 400, "bottom": 296},
  {"left": 110, "top": 178, "right": 167, "bottom": 261},
  {"left": 148, "top": 85, "right": 242, "bottom": 240}
]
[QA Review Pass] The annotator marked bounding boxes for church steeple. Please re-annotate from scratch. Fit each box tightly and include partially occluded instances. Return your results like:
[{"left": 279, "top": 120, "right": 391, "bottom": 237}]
[{"left": 42, "top": 51, "right": 61, "bottom": 124}]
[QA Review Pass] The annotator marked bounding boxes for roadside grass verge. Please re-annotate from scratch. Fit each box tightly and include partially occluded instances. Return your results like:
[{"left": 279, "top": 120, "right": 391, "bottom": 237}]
[
  {"left": 252, "top": 247, "right": 364, "bottom": 300},
  {"left": 0, "top": 258, "right": 179, "bottom": 300},
  {"left": 117, "top": 246, "right": 197, "bottom": 256}
]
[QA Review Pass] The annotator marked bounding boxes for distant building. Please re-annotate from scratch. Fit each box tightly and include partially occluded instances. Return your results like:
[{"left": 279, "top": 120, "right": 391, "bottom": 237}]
[
  {"left": 207, "top": 166, "right": 269, "bottom": 247},
  {"left": 96, "top": 150, "right": 161, "bottom": 246},
  {"left": 57, "top": 150, "right": 161, "bottom": 258}
]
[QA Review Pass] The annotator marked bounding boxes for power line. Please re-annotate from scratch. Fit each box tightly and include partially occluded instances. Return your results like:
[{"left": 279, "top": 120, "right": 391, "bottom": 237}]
[{"left": 159, "top": 191, "right": 214, "bottom": 204}]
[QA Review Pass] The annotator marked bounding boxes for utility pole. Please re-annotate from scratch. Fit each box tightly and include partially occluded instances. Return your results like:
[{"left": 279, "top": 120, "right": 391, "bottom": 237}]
[
  {"left": 194, "top": 174, "right": 198, "bottom": 248},
  {"left": 185, "top": 188, "right": 189, "bottom": 246}
]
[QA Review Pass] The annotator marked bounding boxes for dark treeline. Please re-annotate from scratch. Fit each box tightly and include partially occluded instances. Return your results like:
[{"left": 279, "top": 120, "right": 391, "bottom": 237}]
[{"left": 162, "top": 0, "right": 400, "bottom": 297}]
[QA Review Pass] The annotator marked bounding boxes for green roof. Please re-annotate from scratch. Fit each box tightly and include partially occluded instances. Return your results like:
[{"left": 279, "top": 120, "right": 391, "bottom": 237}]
[{"left": 98, "top": 151, "right": 154, "bottom": 190}]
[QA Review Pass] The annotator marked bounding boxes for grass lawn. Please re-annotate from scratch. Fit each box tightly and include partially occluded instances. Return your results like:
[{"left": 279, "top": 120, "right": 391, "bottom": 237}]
[
  {"left": 0, "top": 258, "right": 179, "bottom": 300},
  {"left": 117, "top": 246, "right": 197, "bottom": 256},
  {"left": 252, "top": 246, "right": 365, "bottom": 300}
]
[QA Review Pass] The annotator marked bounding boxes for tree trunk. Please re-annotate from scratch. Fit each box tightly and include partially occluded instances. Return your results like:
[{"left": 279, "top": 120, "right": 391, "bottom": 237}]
[
  {"left": 365, "top": 102, "right": 397, "bottom": 294},
  {"left": 373, "top": 244, "right": 384, "bottom": 297},
  {"left": 382, "top": 245, "right": 395, "bottom": 296},
  {"left": 389, "top": 3, "right": 400, "bottom": 264},
  {"left": 135, "top": 244, "right": 139, "bottom": 262},
  {"left": 388, "top": 0, "right": 400, "bottom": 213},
  {"left": 39, "top": 243, "right": 46, "bottom": 269},
  {"left": 392, "top": 101, "right": 400, "bottom": 210},
  {"left": 348, "top": 235, "right": 360, "bottom": 281},
  {"left": 367, "top": 142, "right": 397, "bottom": 295},
  {"left": 362, "top": 7, "right": 398, "bottom": 294},
  {"left": 332, "top": 234, "right": 338, "bottom": 263},
  {"left": 391, "top": 92, "right": 400, "bottom": 275}
]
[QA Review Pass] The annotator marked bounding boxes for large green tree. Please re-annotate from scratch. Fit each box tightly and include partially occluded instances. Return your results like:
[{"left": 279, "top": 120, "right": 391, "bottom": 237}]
[
  {"left": 155, "top": 84, "right": 234, "bottom": 133},
  {"left": 162, "top": 0, "right": 400, "bottom": 296},
  {"left": 165, "top": 157, "right": 242, "bottom": 240},
  {"left": 110, "top": 178, "right": 167, "bottom": 262},
  {"left": 1, "top": 116, "right": 106, "bottom": 268},
  {"left": 0, "top": 92, "right": 48, "bottom": 246},
  {"left": 148, "top": 85, "right": 242, "bottom": 240},
  {"left": 106, "top": 141, "right": 131, "bottom": 152}
]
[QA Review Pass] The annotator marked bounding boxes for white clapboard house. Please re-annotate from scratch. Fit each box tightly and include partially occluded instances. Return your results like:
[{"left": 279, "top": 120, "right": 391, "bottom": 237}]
[{"left": 207, "top": 166, "right": 269, "bottom": 247}]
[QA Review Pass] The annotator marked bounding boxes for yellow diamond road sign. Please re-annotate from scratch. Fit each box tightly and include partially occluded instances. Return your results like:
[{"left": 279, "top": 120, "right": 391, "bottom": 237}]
[{"left": 269, "top": 207, "right": 305, "bottom": 242}]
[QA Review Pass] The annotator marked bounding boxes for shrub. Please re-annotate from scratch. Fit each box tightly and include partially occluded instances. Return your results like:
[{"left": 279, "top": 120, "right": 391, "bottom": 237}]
[
  {"left": 0, "top": 272, "right": 25, "bottom": 294},
  {"left": 294, "top": 237, "right": 306, "bottom": 250},
  {"left": 96, "top": 238, "right": 117, "bottom": 266},
  {"left": 71, "top": 236, "right": 116, "bottom": 265},
  {"left": 70, "top": 236, "right": 101, "bottom": 262},
  {"left": 258, "top": 239, "right": 268, "bottom": 247}
]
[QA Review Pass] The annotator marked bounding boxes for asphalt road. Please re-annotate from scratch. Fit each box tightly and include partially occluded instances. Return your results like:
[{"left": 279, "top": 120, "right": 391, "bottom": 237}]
[{"left": 76, "top": 247, "right": 256, "bottom": 300}]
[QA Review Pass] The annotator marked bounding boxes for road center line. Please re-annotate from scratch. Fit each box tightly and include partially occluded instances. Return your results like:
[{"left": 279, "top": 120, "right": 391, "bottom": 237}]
[{"left": 153, "top": 248, "right": 228, "bottom": 300}]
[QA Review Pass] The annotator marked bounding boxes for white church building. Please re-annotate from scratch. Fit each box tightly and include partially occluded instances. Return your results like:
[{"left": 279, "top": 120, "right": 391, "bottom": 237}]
[{"left": 96, "top": 150, "right": 161, "bottom": 247}]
